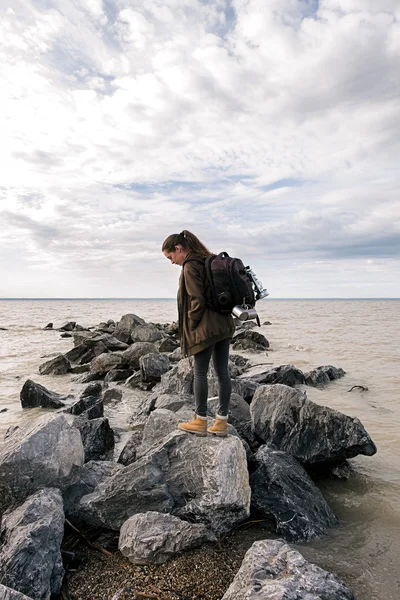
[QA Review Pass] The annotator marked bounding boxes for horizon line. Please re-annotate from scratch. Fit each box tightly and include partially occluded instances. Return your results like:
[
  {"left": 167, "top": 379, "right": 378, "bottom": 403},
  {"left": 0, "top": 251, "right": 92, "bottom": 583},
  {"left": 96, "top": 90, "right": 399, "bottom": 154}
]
[{"left": 1, "top": 297, "right": 399, "bottom": 301}]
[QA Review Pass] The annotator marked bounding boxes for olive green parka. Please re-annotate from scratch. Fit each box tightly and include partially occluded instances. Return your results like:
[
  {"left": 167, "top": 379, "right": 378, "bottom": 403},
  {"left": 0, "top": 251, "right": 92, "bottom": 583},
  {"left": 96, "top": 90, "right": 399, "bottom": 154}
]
[{"left": 177, "top": 254, "right": 235, "bottom": 356}]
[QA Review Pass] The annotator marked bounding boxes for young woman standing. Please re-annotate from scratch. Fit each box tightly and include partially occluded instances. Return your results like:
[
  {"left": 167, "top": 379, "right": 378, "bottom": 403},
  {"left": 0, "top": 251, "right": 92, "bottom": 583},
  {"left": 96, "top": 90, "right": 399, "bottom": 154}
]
[{"left": 162, "top": 230, "right": 235, "bottom": 437}]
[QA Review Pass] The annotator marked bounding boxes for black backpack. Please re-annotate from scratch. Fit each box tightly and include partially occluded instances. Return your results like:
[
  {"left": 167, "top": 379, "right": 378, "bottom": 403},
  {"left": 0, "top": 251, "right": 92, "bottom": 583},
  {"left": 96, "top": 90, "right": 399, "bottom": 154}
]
[{"left": 185, "top": 252, "right": 255, "bottom": 315}]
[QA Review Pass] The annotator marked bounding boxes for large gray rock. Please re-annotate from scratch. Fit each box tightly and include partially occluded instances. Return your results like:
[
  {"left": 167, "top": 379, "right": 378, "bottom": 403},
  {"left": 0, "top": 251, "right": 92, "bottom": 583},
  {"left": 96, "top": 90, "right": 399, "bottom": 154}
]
[
  {"left": 154, "top": 393, "right": 194, "bottom": 413},
  {"left": 63, "top": 460, "right": 124, "bottom": 513},
  {"left": 207, "top": 393, "right": 255, "bottom": 447},
  {"left": 38, "top": 354, "right": 71, "bottom": 375},
  {"left": 66, "top": 382, "right": 103, "bottom": 419},
  {"left": 0, "top": 488, "right": 65, "bottom": 600},
  {"left": 0, "top": 414, "right": 84, "bottom": 502},
  {"left": 240, "top": 363, "right": 305, "bottom": 386},
  {"left": 305, "top": 365, "right": 346, "bottom": 386},
  {"left": 0, "top": 585, "right": 33, "bottom": 599},
  {"left": 121, "top": 342, "right": 159, "bottom": 369},
  {"left": 231, "top": 377, "right": 260, "bottom": 404},
  {"left": 90, "top": 352, "right": 123, "bottom": 375},
  {"left": 114, "top": 314, "right": 146, "bottom": 343},
  {"left": 19, "top": 379, "right": 67, "bottom": 409},
  {"left": 158, "top": 337, "right": 179, "bottom": 353},
  {"left": 119, "top": 511, "right": 213, "bottom": 565},
  {"left": 73, "top": 416, "right": 114, "bottom": 462},
  {"left": 250, "top": 446, "right": 338, "bottom": 541},
  {"left": 139, "top": 353, "right": 170, "bottom": 383},
  {"left": 232, "top": 330, "right": 269, "bottom": 352},
  {"left": 130, "top": 324, "right": 163, "bottom": 343},
  {"left": 75, "top": 431, "right": 250, "bottom": 533},
  {"left": 137, "top": 409, "right": 192, "bottom": 457},
  {"left": 117, "top": 428, "right": 144, "bottom": 466},
  {"left": 152, "top": 357, "right": 194, "bottom": 395},
  {"left": 222, "top": 539, "right": 356, "bottom": 600},
  {"left": 83, "top": 333, "right": 129, "bottom": 352},
  {"left": 250, "top": 384, "right": 377, "bottom": 465}
]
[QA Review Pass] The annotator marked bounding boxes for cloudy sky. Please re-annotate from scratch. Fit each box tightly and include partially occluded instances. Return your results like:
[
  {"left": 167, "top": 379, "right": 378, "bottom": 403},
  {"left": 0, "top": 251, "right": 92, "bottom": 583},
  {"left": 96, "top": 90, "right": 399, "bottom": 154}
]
[{"left": 1, "top": 0, "right": 400, "bottom": 298}]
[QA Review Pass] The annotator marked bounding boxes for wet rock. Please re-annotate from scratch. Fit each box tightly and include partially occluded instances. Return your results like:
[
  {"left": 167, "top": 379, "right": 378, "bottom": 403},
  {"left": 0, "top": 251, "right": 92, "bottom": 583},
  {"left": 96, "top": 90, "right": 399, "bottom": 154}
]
[
  {"left": 240, "top": 363, "right": 305, "bottom": 387},
  {"left": 0, "top": 584, "right": 34, "bottom": 599},
  {"left": 90, "top": 352, "right": 123, "bottom": 375},
  {"left": 251, "top": 383, "right": 377, "bottom": 465},
  {"left": 84, "top": 333, "right": 129, "bottom": 352},
  {"left": 38, "top": 354, "right": 71, "bottom": 375},
  {"left": 121, "top": 342, "right": 159, "bottom": 370},
  {"left": 114, "top": 314, "right": 146, "bottom": 343},
  {"left": 158, "top": 337, "right": 179, "bottom": 353},
  {"left": 131, "top": 324, "right": 163, "bottom": 343},
  {"left": 103, "top": 387, "right": 123, "bottom": 404},
  {"left": 73, "top": 416, "right": 114, "bottom": 462},
  {"left": 20, "top": 379, "right": 68, "bottom": 409},
  {"left": 250, "top": 446, "right": 338, "bottom": 541},
  {"left": 104, "top": 368, "right": 133, "bottom": 385},
  {"left": 119, "top": 511, "right": 214, "bottom": 565},
  {"left": 43, "top": 323, "right": 53, "bottom": 330},
  {"left": 0, "top": 414, "right": 84, "bottom": 501},
  {"left": 152, "top": 357, "right": 194, "bottom": 395},
  {"left": 305, "top": 365, "right": 346, "bottom": 386},
  {"left": 140, "top": 353, "right": 170, "bottom": 383},
  {"left": 65, "top": 344, "right": 89, "bottom": 363},
  {"left": 60, "top": 321, "right": 76, "bottom": 331},
  {"left": 232, "top": 330, "right": 269, "bottom": 351},
  {"left": 70, "top": 364, "right": 90, "bottom": 375},
  {"left": 63, "top": 460, "right": 124, "bottom": 513},
  {"left": 0, "top": 488, "right": 65, "bottom": 600},
  {"left": 66, "top": 382, "right": 103, "bottom": 419},
  {"left": 60, "top": 332, "right": 72, "bottom": 338},
  {"left": 221, "top": 539, "right": 356, "bottom": 600}
]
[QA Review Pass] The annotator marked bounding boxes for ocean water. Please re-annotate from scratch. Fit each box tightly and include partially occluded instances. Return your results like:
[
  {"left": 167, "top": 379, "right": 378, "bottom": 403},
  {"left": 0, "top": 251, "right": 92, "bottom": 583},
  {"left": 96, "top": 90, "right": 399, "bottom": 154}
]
[{"left": 0, "top": 298, "right": 399, "bottom": 599}]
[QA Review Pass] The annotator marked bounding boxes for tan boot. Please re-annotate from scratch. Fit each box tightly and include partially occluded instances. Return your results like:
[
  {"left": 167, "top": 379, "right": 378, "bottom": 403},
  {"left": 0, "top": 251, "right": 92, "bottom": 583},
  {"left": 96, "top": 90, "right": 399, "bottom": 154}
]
[
  {"left": 178, "top": 414, "right": 208, "bottom": 437},
  {"left": 208, "top": 415, "right": 228, "bottom": 437}
]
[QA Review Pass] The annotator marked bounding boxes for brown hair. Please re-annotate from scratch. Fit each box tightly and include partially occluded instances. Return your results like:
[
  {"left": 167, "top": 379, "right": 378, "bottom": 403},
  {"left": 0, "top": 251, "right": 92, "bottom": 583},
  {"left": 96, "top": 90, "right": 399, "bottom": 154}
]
[{"left": 162, "top": 230, "right": 213, "bottom": 259}]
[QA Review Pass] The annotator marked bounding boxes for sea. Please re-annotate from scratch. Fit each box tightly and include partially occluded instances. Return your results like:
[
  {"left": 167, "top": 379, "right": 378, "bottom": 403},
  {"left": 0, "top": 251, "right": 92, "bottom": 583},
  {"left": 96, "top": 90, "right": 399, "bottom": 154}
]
[{"left": 0, "top": 298, "right": 399, "bottom": 599}]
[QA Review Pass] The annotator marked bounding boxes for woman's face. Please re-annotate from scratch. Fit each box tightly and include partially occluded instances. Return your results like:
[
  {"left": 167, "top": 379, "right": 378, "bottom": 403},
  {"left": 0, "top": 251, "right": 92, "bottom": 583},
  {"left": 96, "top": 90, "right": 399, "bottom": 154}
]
[{"left": 163, "top": 245, "right": 187, "bottom": 266}]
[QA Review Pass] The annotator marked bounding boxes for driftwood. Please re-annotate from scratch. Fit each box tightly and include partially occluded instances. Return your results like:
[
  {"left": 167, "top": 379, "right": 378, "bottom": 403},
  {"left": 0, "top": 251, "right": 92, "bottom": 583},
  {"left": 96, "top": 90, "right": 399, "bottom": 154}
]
[
  {"left": 65, "top": 518, "right": 113, "bottom": 557},
  {"left": 347, "top": 385, "right": 369, "bottom": 392}
]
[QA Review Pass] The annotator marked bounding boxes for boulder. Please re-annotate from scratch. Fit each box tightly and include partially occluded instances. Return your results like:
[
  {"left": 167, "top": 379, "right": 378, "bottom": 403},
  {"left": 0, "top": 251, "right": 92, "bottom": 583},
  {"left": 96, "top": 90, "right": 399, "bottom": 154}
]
[
  {"left": 140, "top": 353, "right": 170, "bottom": 383},
  {"left": 152, "top": 357, "right": 194, "bottom": 395},
  {"left": 0, "top": 414, "right": 84, "bottom": 502},
  {"left": 59, "top": 321, "right": 76, "bottom": 331},
  {"left": 43, "top": 323, "right": 53, "bottom": 330},
  {"left": 114, "top": 314, "right": 146, "bottom": 343},
  {"left": 121, "top": 342, "right": 159, "bottom": 370},
  {"left": 158, "top": 337, "right": 179, "bottom": 353},
  {"left": 305, "top": 365, "right": 346, "bottom": 386},
  {"left": 75, "top": 431, "right": 250, "bottom": 533},
  {"left": 63, "top": 460, "right": 124, "bottom": 513},
  {"left": 231, "top": 378, "right": 260, "bottom": 404},
  {"left": 73, "top": 416, "right": 114, "bottom": 462},
  {"left": 154, "top": 393, "right": 194, "bottom": 413},
  {"left": 66, "top": 382, "right": 103, "bottom": 419},
  {"left": 90, "top": 352, "right": 123, "bottom": 375},
  {"left": 240, "top": 363, "right": 305, "bottom": 386},
  {"left": 70, "top": 364, "right": 90, "bottom": 374},
  {"left": 169, "top": 347, "right": 182, "bottom": 362},
  {"left": 232, "top": 330, "right": 269, "bottom": 352},
  {"left": 60, "top": 332, "right": 72, "bottom": 338},
  {"left": 250, "top": 384, "right": 377, "bottom": 465},
  {"left": 64, "top": 344, "right": 89, "bottom": 363},
  {"left": 130, "top": 325, "right": 163, "bottom": 343},
  {"left": 38, "top": 354, "right": 71, "bottom": 375},
  {"left": 117, "top": 428, "right": 144, "bottom": 466},
  {"left": 229, "top": 354, "right": 250, "bottom": 369},
  {"left": 83, "top": 333, "right": 129, "bottom": 352},
  {"left": 20, "top": 379, "right": 67, "bottom": 409},
  {"left": 250, "top": 446, "right": 338, "bottom": 541},
  {"left": 0, "top": 585, "right": 34, "bottom": 599},
  {"left": 208, "top": 393, "right": 255, "bottom": 447},
  {"left": 104, "top": 368, "right": 133, "bottom": 384},
  {"left": 119, "top": 512, "right": 213, "bottom": 565},
  {"left": 137, "top": 409, "right": 192, "bottom": 457},
  {"left": 0, "top": 488, "right": 65, "bottom": 600},
  {"left": 221, "top": 539, "right": 356, "bottom": 600},
  {"left": 103, "top": 387, "right": 123, "bottom": 404}
]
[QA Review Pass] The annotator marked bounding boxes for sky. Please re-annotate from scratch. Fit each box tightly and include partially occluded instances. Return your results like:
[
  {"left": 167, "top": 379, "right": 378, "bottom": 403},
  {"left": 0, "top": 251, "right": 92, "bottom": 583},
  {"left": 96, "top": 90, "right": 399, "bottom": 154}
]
[{"left": 1, "top": 0, "right": 400, "bottom": 299}]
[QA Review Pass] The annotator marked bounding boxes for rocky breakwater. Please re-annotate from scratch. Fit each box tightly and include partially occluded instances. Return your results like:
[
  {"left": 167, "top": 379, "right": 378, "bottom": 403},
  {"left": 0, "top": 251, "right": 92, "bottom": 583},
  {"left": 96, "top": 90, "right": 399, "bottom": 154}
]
[{"left": 0, "top": 312, "right": 377, "bottom": 599}]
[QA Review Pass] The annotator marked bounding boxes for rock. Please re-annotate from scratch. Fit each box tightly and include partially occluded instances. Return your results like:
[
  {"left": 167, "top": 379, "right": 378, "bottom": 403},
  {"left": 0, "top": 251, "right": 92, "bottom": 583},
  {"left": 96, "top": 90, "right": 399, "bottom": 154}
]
[
  {"left": 104, "top": 368, "right": 133, "bottom": 384},
  {"left": 103, "top": 387, "right": 123, "bottom": 404},
  {"left": 38, "top": 354, "right": 71, "bottom": 375},
  {"left": 90, "top": 352, "right": 123, "bottom": 374},
  {"left": 130, "top": 325, "right": 163, "bottom": 343},
  {"left": 221, "top": 539, "right": 356, "bottom": 600},
  {"left": 152, "top": 357, "right": 194, "bottom": 395},
  {"left": 239, "top": 363, "right": 305, "bottom": 387},
  {"left": 121, "top": 342, "right": 159, "bottom": 370},
  {"left": 168, "top": 347, "right": 182, "bottom": 362},
  {"left": 229, "top": 354, "right": 250, "bottom": 368},
  {"left": 70, "top": 364, "right": 90, "bottom": 374},
  {"left": 158, "top": 337, "right": 179, "bottom": 353},
  {"left": 119, "top": 512, "right": 213, "bottom": 565},
  {"left": 79, "top": 341, "right": 108, "bottom": 365},
  {"left": 0, "top": 584, "right": 34, "bottom": 599},
  {"left": 140, "top": 353, "right": 170, "bottom": 383},
  {"left": 60, "top": 321, "right": 76, "bottom": 331},
  {"left": 20, "top": 379, "right": 67, "bottom": 409},
  {"left": 83, "top": 333, "right": 129, "bottom": 352},
  {"left": 166, "top": 321, "right": 179, "bottom": 335},
  {"left": 114, "top": 314, "right": 146, "bottom": 343},
  {"left": 63, "top": 460, "right": 124, "bottom": 514},
  {"left": 60, "top": 332, "right": 72, "bottom": 338},
  {"left": 250, "top": 446, "right": 338, "bottom": 541},
  {"left": 232, "top": 329, "right": 269, "bottom": 350},
  {"left": 251, "top": 384, "right": 377, "bottom": 465},
  {"left": 76, "top": 431, "right": 250, "bottom": 533},
  {"left": 72, "top": 331, "right": 94, "bottom": 347},
  {"left": 73, "top": 416, "right": 114, "bottom": 462},
  {"left": 207, "top": 393, "right": 255, "bottom": 447},
  {"left": 137, "top": 409, "right": 191, "bottom": 456},
  {"left": 154, "top": 393, "right": 194, "bottom": 413},
  {"left": 231, "top": 378, "right": 260, "bottom": 403},
  {"left": 125, "top": 372, "right": 154, "bottom": 391},
  {"left": 66, "top": 382, "right": 103, "bottom": 419},
  {"left": 0, "top": 488, "right": 65, "bottom": 600},
  {"left": 0, "top": 414, "right": 84, "bottom": 502},
  {"left": 305, "top": 365, "right": 346, "bottom": 386},
  {"left": 43, "top": 323, "right": 53, "bottom": 330},
  {"left": 64, "top": 344, "right": 89, "bottom": 363},
  {"left": 117, "top": 428, "right": 144, "bottom": 466},
  {"left": 263, "top": 320, "right": 272, "bottom": 325}
]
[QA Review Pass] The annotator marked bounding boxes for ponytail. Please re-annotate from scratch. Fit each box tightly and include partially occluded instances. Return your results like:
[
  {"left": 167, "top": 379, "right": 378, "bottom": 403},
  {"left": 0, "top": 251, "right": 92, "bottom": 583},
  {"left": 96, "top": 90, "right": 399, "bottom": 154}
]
[{"left": 162, "top": 230, "right": 213, "bottom": 258}]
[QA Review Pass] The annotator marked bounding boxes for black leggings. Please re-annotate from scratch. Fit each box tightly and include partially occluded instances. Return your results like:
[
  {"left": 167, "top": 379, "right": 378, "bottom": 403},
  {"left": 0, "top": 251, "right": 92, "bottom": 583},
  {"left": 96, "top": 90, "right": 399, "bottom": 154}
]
[{"left": 193, "top": 337, "right": 232, "bottom": 418}]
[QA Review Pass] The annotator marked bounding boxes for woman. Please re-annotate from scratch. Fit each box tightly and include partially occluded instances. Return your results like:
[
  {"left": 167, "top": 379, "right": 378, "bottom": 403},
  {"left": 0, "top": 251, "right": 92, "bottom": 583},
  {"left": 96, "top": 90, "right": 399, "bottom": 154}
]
[{"left": 162, "top": 230, "right": 235, "bottom": 437}]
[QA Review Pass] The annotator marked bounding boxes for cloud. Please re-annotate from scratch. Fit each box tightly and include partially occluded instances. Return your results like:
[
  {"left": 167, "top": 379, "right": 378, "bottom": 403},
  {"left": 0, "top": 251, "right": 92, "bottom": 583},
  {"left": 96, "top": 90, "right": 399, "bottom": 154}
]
[{"left": 1, "top": 0, "right": 399, "bottom": 297}]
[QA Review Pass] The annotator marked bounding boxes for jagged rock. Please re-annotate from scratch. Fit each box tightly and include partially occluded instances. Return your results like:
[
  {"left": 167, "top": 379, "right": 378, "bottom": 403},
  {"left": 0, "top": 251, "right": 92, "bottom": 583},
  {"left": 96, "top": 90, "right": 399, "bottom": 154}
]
[
  {"left": 121, "top": 342, "right": 159, "bottom": 370},
  {"left": 119, "top": 512, "right": 214, "bottom": 565},
  {"left": 73, "top": 416, "right": 114, "bottom": 462},
  {"left": 251, "top": 384, "right": 377, "bottom": 465},
  {"left": 221, "top": 539, "right": 356, "bottom": 600},
  {"left": 104, "top": 368, "right": 133, "bottom": 384},
  {"left": 70, "top": 364, "right": 90, "bottom": 374},
  {"left": 43, "top": 323, "right": 53, "bottom": 330},
  {"left": 60, "top": 332, "right": 72, "bottom": 338},
  {"left": 0, "top": 488, "right": 65, "bottom": 600},
  {"left": 0, "top": 584, "right": 34, "bottom": 599},
  {"left": 75, "top": 431, "right": 250, "bottom": 533},
  {"left": 114, "top": 314, "right": 146, "bottom": 343},
  {"left": 250, "top": 446, "right": 338, "bottom": 541},
  {"left": 130, "top": 325, "right": 163, "bottom": 343},
  {"left": 158, "top": 337, "right": 179, "bottom": 353},
  {"left": 72, "top": 331, "right": 93, "bottom": 347},
  {"left": 229, "top": 354, "right": 250, "bottom": 368},
  {"left": 140, "top": 353, "right": 170, "bottom": 383},
  {"left": 152, "top": 358, "right": 194, "bottom": 395},
  {"left": 38, "top": 354, "right": 71, "bottom": 375},
  {"left": 60, "top": 321, "right": 76, "bottom": 331},
  {"left": 0, "top": 414, "right": 84, "bottom": 501},
  {"left": 117, "top": 428, "right": 145, "bottom": 466},
  {"left": 137, "top": 409, "right": 192, "bottom": 457},
  {"left": 64, "top": 344, "right": 89, "bottom": 363},
  {"left": 63, "top": 460, "right": 124, "bottom": 513},
  {"left": 66, "top": 382, "right": 103, "bottom": 419},
  {"left": 305, "top": 365, "right": 346, "bottom": 386},
  {"left": 103, "top": 387, "right": 123, "bottom": 404},
  {"left": 169, "top": 347, "right": 182, "bottom": 362},
  {"left": 125, "top": 372, "right": 154, "bottom": 391},
  {"left": 231, "top": 378, "right": 260, "bottom": 403},
  {"left": 20, "top": 379, "right": 68, "bottom": 409},
  {"left": 90, "top": 352, "right": 123, "bottom": 374},
  {"left": 239, "top": 364, "right": 305, "bottom": 387},
  {"left": 83, "top": 333, "right": 129, "bottom": 352},
  {"left": 166, "top": 321, "right": 179, "bottom": 335},
  {"left": 154, "top": 393, "right": 194, "bottom": 413},
  {"left": 232, "top": 330, "right": 269, "bottom": 352},
  {"left": 207, "top": 393, "right": 255, "bottom": 447}
]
